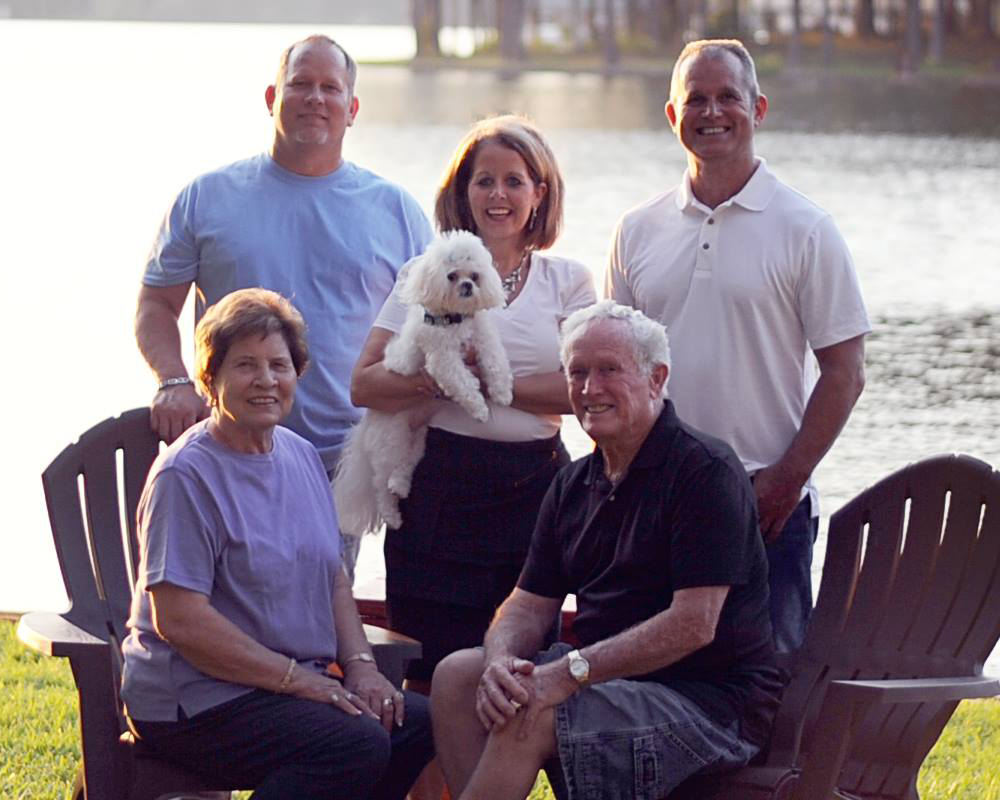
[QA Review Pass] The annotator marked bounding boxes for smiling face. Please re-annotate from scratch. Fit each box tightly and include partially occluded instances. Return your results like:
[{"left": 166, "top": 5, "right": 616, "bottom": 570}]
[
  {"left": 265, "top": 39, "right": 359, "bottom": 170},
  {"left": 208, "top": 331, "right": 298, "bottom": 453},
  {"left": 465, "top": 139, "right": 547, "bottom": 254},
  {"left": 565, "top": 320, "right": 668, "bottom": 461},
  {"left": 666, "top": 49, "right": 766, "bottom": 170}
]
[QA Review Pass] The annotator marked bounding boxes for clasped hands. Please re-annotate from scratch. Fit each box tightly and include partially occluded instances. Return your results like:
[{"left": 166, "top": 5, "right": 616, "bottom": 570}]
[
  {"left": 293, "top": 661, "right": 405, "bottom": 731},
  {"left": 475, "top": 654, "right": 576, "bottom": 739}
]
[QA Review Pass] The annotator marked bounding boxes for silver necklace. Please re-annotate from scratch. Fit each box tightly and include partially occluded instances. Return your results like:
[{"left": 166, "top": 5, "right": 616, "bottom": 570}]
[{"left": 499, "top": 251, "right": 531, "bottom": 298}]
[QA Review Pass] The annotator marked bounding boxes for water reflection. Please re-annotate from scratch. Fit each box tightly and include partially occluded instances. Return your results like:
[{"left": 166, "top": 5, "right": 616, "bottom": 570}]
[{"left": 365, "top": 65, "right": 1000, "bottom": 137}]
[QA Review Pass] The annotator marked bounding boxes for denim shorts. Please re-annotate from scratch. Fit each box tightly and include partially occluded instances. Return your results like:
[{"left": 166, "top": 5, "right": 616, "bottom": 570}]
[{"left": 537, "top": 643, "right": 759, "bottom": 800}]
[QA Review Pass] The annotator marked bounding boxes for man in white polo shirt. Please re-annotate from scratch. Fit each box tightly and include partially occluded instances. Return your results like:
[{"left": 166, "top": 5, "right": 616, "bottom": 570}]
[{"left": 606, "top": 38, "right": 870, "bottom": 652}]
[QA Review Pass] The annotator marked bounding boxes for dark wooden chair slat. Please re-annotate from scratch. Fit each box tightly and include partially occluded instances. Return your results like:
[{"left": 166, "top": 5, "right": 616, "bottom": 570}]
[{"left": 669, "top": 453, "right": 1000, "bottom": 800}]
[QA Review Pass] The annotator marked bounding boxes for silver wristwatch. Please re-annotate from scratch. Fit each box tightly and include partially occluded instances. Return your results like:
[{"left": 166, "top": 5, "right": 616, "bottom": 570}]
[{"left": 566, "top": 649, "right": 590, "bottom": 685}]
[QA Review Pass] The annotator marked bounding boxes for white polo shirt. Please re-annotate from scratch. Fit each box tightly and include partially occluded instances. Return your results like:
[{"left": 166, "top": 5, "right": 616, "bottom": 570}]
[{"left": 606, "top": 159, "right": 870, "bottom": 511}]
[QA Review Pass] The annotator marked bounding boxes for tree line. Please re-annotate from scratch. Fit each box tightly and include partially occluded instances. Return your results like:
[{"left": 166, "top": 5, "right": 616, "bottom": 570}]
[{"left": 410, "top": 0, "right": 999, "bottom": 74}]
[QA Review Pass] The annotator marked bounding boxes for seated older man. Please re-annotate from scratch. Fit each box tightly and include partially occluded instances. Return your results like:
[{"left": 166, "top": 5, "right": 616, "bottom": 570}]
[{"left": 430, "top": 300, "right": 784, "bottom": 800}]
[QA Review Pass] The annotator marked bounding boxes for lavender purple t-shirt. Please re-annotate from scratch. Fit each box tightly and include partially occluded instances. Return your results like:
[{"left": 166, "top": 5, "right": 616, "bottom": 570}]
[{"left": 120, "top": 421, "right": 341, "bottom": 721}]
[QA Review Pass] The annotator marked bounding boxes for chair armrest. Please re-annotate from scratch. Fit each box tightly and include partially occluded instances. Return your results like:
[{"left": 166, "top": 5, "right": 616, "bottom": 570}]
[
  {"left": 16, "top": 611, "right": 108, "bottom": 659},
  {"left": 827, "top": 675, "right": 999, "bottom": 704},
  {"left": 790, "top": 675, "right": 1000, "bottom": 800}
]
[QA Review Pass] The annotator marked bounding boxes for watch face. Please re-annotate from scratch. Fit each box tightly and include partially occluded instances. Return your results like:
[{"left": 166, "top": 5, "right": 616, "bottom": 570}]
[{"left": 569, "top": 651, "right": 589, "bottom": 682}]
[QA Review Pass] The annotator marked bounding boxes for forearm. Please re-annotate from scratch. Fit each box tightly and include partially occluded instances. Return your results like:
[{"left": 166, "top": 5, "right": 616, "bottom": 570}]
[
  {"left": 350, "top": 326, "right": 440, "bottom": 412},
  {"left": 153, "top": 594, "right": 298, "bottom": 693},
  {"left": 510, "top": 371, "right": 572, "bottom": 415},
  {"left": 572, "top": 587, "right": 728, "bottom": 685},
  {"left": 773, "top": 353, "right": 866, "bottom": 486},
  {"left": 135, "top": 285, "right": 190, "bottom": 381},
  {"left": 352, "top": 361, "right": 440, "bottom": 412},
  {"left": 483, "top": 590, "right": 560, "bottom": 663},
  {"left": 331, "top": 568, "right": 372, "bottom": 662}
]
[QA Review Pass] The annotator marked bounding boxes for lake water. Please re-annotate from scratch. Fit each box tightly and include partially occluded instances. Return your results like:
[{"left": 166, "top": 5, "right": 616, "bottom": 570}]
[{"left": 1, "top": 19, "right": 998, "bottom": 672}]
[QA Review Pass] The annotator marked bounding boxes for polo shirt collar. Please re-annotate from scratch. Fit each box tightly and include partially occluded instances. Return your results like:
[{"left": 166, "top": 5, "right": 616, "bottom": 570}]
[
  {"left": 584, "top": 400, "right": 681, "bottom": 485},
  {"left": 675, "top": 157, "right": 777, "bottom": 213}
]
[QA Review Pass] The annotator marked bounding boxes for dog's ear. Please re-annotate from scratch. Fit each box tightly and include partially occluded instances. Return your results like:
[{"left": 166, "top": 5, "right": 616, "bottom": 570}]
[{"left": 398, "top": 255, "right": 428, "bottom": 306}]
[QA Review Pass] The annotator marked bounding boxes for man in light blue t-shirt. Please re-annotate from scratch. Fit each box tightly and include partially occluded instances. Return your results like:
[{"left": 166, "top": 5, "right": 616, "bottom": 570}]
[{"left": 136, "top": 35, "right": 433, "bottom": 582}]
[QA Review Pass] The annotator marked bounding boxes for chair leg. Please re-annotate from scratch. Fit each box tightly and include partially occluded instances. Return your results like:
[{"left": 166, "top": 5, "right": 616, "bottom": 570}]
[{"left": 71, "top": 765, "right": 85, "bottom": 800}]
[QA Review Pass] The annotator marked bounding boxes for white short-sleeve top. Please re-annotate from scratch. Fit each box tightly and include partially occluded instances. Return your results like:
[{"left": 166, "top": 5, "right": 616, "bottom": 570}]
[{"left": 375, "top": 252, "right": 596, "bottom": 442}]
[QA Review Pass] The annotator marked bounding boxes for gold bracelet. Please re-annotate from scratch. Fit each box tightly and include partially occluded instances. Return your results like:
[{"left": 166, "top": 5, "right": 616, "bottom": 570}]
[{"left": 277, "top": 657, "right": 296, "bottom": 693}]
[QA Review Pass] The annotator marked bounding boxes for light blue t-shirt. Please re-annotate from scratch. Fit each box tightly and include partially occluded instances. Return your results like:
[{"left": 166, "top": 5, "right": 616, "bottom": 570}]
[
  {"left": 143, "top": 154, "right": 434, "bottom": 471},
  {"left": 120, "top": 422, "right": 342, "bottom": 721}
]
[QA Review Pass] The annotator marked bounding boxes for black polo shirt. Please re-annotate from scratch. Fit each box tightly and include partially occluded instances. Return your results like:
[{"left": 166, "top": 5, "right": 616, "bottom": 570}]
[{"left": 519, "top": 400, "right": 782, "bottom": 745}]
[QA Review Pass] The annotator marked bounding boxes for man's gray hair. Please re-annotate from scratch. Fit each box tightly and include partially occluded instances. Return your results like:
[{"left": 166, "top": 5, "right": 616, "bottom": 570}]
[
  {"left": 670, "top": 38, "right": 760, "bottom": 105},
  {"left": 560, "top": 300, "right": 671, "bottom": 393}
]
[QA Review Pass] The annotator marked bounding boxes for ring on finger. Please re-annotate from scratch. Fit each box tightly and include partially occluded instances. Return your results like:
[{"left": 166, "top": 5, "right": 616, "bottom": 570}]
[
  {"left": 382, "top": 698, "right": 394, "bottom": 707},
  {"left": 330, "top": 692, "right": 339, "bottom": 702},
  {"left": 510, "top": 700, "right": 522, "bottom": 711}
]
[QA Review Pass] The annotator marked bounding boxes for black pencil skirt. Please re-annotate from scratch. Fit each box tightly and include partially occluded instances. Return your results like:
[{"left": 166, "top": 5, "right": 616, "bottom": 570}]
[{"left": 384, "top": 427, "right": 568, "bottom": 681}]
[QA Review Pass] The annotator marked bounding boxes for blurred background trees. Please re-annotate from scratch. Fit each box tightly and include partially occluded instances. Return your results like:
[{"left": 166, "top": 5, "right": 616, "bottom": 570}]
[{"left": 408, "top": 0, "right": 999, "bottom": 75}]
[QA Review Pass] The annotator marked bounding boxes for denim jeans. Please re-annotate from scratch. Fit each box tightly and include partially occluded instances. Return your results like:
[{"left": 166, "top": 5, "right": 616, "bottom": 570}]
[
  {"left": 764, "top": 497, "right": 818, "bottom": 653},
  {"left": 536, "top": 644, "right": 759, "bottom": 800},
  {"left": 130, "top": 689, "right": 433, "bottom": 800}
]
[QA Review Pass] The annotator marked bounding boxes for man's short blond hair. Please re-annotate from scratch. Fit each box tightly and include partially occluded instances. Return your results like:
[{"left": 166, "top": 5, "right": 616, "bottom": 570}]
[{"left": 670, "top": 39, "right": 760, "bottom": 105}]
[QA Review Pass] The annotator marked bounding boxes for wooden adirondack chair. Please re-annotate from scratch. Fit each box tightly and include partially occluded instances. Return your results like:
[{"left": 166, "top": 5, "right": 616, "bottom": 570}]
[
  {"left": 16, "top": 408, "right": 421, "bottom": 800},
  {"left": 667, "top": 453, "right": 1000, "bottom": 800}
]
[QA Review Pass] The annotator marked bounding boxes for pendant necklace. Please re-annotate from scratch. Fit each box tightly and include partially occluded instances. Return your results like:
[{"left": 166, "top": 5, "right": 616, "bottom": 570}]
[{"left": 500, "top": 250, "right": 531, "bottom": 299}]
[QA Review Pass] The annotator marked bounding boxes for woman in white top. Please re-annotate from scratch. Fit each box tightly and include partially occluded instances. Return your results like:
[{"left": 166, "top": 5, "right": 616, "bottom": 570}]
[{"left": 351, "top": 116, "right": 595, "bottom": 696}]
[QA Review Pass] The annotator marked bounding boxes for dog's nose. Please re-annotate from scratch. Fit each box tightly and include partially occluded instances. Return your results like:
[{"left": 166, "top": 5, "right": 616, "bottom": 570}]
[{"left": 459, "top": 281, "right": 474, "bottom": 297}]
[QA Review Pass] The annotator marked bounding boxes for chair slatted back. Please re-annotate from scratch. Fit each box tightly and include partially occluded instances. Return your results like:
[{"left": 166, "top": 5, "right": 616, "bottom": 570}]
[
  {"left": 42, "top": 409, "right": 161, "bottom": 646},
  {"left": 766, "top": 454, "right": 1000, "bottom": 799}
]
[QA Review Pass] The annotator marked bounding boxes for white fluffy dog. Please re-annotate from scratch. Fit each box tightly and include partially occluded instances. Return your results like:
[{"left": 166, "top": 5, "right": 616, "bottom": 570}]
[{"left": 334, "top": 230, "right": 513, "bottom": 535}]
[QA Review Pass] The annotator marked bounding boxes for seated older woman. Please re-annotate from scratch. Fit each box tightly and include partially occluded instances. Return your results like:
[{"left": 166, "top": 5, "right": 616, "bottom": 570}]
[{"left": 120, "top": 288, "right": 433, "bottom": 800}]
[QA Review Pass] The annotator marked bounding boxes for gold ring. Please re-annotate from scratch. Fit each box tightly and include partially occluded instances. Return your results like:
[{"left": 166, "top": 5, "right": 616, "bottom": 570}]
[{"left": 510, "top": 700, "right": 522, "bottom": 711}]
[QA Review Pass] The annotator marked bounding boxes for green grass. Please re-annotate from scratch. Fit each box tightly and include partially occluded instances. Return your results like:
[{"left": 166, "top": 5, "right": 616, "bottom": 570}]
[{"left": 2, "top": 620, "right": 997, "bottom": 799}]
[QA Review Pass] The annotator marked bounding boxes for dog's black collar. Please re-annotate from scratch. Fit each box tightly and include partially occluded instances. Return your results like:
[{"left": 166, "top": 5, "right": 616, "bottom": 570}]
[{"left": 423, "top": 311, "right": 466, "bottom": 327}]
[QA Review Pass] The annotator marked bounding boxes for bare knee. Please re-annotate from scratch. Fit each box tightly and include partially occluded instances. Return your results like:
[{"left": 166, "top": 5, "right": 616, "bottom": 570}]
[{"left": 430, "top": 647, "right": 485, "bottom": 720}]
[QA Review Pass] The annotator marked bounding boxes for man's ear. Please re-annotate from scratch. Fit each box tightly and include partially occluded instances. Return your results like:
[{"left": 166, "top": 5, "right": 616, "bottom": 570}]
[
  {"left": 650, "top": 363, "right": 669, "bottom": 397},
  {"left": 265, "top": 85, "right": 276, "bottom": 115},
  {"left": 347, "top": 95, "right": 360, "bottom": 126},
  {"left": 753, "top": 93, "right": 768, "bottom": 128},
  {"left": 665, "top": 100, "right": 678, "bottom": 131}
]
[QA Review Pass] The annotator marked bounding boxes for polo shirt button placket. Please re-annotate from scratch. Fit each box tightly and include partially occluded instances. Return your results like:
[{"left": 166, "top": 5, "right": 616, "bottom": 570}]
[{"left": 697, "top": 213, "right": 718, "bottom": 273}]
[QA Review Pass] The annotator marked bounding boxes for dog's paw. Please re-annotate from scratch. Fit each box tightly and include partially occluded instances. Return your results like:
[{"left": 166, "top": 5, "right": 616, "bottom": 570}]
[
  {"left": 388, "top": 474, "right": 412, "bottom": 498},
  {"left": 463, "top": 397, "right": 490, "bottom": 422},
  {"left": 384, "top": 508, "right": 403, "bottom": 529},
  {"left": 490, "top": 382, "right": 513, "bottom": 407}
]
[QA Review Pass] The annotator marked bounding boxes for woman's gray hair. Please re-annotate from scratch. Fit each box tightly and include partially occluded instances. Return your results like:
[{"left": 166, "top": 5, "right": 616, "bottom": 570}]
[{"left": 560, "top": 300, "right": 671, "bottom": 392}]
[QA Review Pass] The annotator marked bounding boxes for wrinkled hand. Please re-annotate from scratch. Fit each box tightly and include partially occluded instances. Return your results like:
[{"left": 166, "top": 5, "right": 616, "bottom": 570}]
[
  {"left": 754, "top": 463, "right": 804, "bottom": 543},
  {"left": 150, "top": 384, "right": 208, "bottom": 443},
  {"left": 476, "top": 655, "right": 534, "bottom": 731},
  {"left": 344, "top": 662, "right": 406, "bottom": 730},
  {"left": 288, "top": 667, "right": 373, "bottom": 720},
  {"left": 515, "top": 661, "right": 579, "bottom": 741}
]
